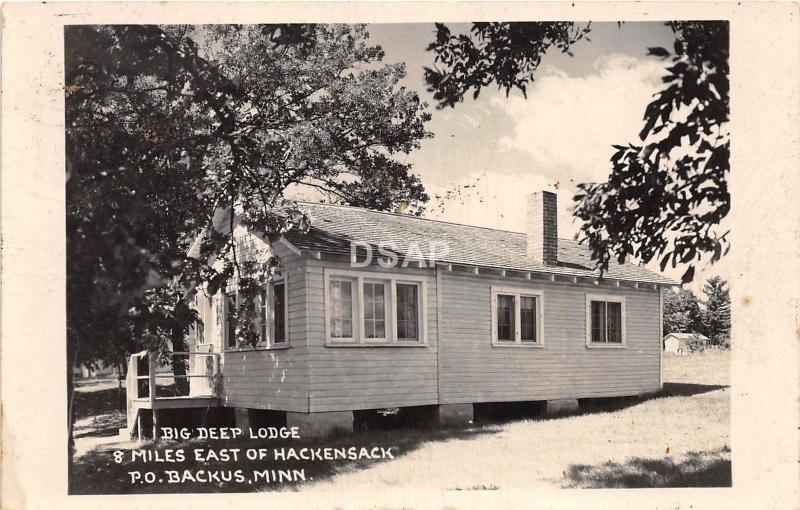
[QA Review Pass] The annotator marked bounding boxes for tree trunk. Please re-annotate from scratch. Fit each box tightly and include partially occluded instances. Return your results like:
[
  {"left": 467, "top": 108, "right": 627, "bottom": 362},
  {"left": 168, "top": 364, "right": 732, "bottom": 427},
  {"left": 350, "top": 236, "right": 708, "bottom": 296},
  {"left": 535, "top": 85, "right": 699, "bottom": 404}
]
[
  {"left": 116, "top": 359, "right": 125, "bottom": 412},
  {"left": 171, "top": 329, "right": 190, "bottom": 396}
]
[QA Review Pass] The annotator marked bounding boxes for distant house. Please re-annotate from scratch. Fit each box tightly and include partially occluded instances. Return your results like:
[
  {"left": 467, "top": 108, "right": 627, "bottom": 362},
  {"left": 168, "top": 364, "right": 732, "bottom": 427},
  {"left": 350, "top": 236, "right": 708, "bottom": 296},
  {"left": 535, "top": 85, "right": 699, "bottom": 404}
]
[
  {"left": 126, "top": 190, "right": 678, "bottom": 438},
  {"left": 663, "top": 332, "right": 709, "bottom": 354}
]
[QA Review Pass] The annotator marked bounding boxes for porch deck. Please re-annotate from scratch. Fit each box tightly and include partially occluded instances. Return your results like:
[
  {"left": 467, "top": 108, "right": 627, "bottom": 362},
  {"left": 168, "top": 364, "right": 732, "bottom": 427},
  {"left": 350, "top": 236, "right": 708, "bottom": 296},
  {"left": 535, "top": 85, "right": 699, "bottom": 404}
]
[
  {"left": 125, "top": 350, "right": 220, "bottom": 439},
  {"left": 131, "top": 395, "right": 219, "bottom": 409}
]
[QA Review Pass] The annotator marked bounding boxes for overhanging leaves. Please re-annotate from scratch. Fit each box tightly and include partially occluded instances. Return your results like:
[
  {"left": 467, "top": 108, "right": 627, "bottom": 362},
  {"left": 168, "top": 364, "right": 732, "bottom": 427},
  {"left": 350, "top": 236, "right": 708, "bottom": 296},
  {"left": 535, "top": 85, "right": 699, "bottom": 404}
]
[{"left": 572, "top": 21, "right": 730, "bottom": 281}]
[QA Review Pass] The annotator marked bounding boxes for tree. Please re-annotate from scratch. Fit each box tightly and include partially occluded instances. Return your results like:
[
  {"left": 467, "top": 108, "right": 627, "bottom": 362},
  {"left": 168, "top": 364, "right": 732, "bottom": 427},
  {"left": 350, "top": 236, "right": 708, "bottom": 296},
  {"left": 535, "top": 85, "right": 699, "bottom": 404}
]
[
  {"left": 425, "top": 21, "right": 729, "bottom": 283},
  {"left": 701, "top": 276, "right": 731, "bottom": 346},
  {"left": 191, "top": 23, "right": 433, "bottom": 352},
  {"left": 67, "top": 25, "right": 240, "bottom": 440},
  {"left": 66, "top": 24, "right": 431, "bottom": 446},
  {"left": 662, "top": 287, "right": 702, "bottom": 336},
  {"left": 424, "top": 22, "right": 591, "bottom": 107}
]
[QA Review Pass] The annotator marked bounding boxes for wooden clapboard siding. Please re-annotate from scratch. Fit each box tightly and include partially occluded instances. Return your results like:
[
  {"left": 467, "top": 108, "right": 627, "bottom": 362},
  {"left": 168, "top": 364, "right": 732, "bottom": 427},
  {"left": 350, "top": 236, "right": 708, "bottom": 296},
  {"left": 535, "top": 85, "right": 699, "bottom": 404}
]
[
  {"left": 213, "top": 218, "right": 663, "bottom": 413},
  {"left": 304, "top": 259, "right": 440, "bottom": 412},
  {"left": 217, "top": 235, "right": 310, "bottom": 412},
  {"left": 439, "top": 271, "right": 662, "bottom": 404}
]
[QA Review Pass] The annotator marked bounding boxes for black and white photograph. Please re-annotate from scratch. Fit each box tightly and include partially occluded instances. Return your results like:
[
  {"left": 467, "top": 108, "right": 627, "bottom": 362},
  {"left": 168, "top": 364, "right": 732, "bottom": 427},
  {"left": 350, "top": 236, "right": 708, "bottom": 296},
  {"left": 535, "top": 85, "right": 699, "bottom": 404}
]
[
  {"left": 1, "top": 2, "right": 798, "bottom": 509},
  {"left": 64, "top": 18, "right": 733, "bottom": 493}
]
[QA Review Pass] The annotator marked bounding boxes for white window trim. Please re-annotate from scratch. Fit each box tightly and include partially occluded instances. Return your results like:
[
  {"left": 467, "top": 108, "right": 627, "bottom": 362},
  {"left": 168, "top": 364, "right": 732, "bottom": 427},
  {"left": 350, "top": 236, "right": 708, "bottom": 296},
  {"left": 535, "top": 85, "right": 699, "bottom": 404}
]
[
  {"left": 324, "top": 268, "right": 428, "bottom": 347},
  {"left": 191, "top": 291, "right": 211, "bottom": 347},
  {"left": 394, "top": 280, "right": 425, "bottom": 343},
  {"left": 223, "top": 274, "right": 291, "bottom": 352},
  {"left": 327, "top": 274, "right": 359, "bottom": 343},
  {"left": 223, "top": 290, "right": 239, "bottom": 351},
  {"left": 265, "top": 275, "right": 290, "bottom": 348},
  {"left": 490, "top": 285, "right": 545, "bottom": 348},
  {"left": 361, "top": 279, "right": 391, "bottom": 343},
  {"left": 585, "top": 293, "right": 627, "bottom": 349}
]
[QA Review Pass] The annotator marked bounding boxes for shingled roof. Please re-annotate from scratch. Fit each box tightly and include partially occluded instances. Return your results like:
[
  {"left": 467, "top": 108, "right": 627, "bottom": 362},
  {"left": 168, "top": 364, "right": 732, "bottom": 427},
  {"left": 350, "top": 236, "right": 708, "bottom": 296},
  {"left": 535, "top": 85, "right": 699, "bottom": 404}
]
[
  {"left": 282, "top": 202, "right": 678, "bottom": 286},
  {"left": 664, "top": 333, "right": 709, "bottom": 341}
]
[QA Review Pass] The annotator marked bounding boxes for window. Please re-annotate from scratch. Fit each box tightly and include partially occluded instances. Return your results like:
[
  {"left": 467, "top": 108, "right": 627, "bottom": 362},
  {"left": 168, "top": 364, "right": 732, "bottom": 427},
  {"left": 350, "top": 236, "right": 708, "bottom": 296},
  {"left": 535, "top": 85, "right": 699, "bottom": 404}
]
[
  {"left": 192, "top": 292, "right": 208, "bottom": 345},
  {"left": 396, "top": 283, "right": 419, "bottom": 341},
  {"left": 520, "top": 296, "right": 538, "bottom": 342},
  {"left": 329, "top": 279, "right": 354, "bottom": 339},
  {"left": 363, "top": 281, "right": 387, "bottom": 339},
  {"left": 225, "top": 292, "right": 238, "bottom": 349},
  {"left": 324, "top": 270, "right": 426, "bottom": 346},
  {"left": 273, "top": 282, "right": 286, "bottom": 343},
  {"left": 196, "top": 320, "right": 205, "bottom": 345},
  {"left": 224, "top": 278, "right": 289, "bottom": 350},
  {"left": 259, "top": 288, "right": 268, "bottom": 343},
  {"left": 496, "top": 294, "right": 515, "bottom": 341},
  {"left": 586, "top": 294, "right": 626, "bottom": 348},
  {"left": 490, "top": 286, "right": 544, "bottom": 347}
]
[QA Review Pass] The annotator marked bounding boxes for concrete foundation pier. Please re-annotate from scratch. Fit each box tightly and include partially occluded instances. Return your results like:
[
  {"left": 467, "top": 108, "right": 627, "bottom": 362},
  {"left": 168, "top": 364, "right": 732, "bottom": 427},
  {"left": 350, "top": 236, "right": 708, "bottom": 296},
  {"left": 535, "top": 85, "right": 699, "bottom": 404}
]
[
  {"left": 438, "top": 403, "right": 474, "bottom": 427},
  {"left": 545, "top": 399, "right": 579, "bottom": 415},
  {"left": 286, "top": 411, "right": 354, "bottom": 437}
]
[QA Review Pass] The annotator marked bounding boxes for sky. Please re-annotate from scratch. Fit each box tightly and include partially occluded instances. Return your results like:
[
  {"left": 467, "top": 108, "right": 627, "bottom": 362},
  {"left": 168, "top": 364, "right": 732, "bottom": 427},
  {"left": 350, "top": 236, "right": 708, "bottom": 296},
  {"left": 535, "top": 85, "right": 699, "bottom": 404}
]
[
  {"left": 296, "top": 22, "right": 729, "bottom": 292},
  {"left": 364, "top": 22, "right": 671, "bottom": 228}
]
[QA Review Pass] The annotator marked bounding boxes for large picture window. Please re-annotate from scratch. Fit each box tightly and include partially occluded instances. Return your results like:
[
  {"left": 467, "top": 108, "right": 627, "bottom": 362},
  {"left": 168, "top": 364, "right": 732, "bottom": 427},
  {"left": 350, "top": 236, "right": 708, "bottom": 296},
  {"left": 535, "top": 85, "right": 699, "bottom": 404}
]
[
  {"left": 324, "top": 270, "right": 426, "bottom": 346},
  {"left": 490, "top": 286, "right": 544, "bottom": 347},
  {"left": 586, "top": 294, "right": 626, "bottom": 348}
]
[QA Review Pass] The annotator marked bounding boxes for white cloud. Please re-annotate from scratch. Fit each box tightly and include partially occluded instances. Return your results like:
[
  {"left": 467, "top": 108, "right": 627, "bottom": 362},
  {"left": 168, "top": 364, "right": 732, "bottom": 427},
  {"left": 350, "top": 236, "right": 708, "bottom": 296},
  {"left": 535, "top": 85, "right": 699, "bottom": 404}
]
[
  {"left": 490, "top": 53, "right": 666, "bottom": 183},
  {"left": 421, "top": 54, "right": 668, "bottom": 234},
  {"left": 459, "top": 112, "right": 482, "bottom": 129},
  {"left": 425, "top": 171, "right": 581, "bottom": 239}
]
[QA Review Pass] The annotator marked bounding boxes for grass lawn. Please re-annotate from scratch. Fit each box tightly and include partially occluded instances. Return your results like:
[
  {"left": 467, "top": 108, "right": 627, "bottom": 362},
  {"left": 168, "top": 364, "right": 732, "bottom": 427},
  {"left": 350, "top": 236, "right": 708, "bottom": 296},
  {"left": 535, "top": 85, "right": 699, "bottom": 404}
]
[{"left": 69, "top": 349, "right": 730, "bottom": 492}]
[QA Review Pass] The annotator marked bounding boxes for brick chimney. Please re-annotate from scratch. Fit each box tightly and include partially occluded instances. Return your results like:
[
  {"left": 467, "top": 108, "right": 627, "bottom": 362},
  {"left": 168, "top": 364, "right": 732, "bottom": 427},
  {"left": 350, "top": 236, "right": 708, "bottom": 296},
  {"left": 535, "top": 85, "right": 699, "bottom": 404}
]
[{"left": 527, "top": 191, "right": 558, "bottom": 266}]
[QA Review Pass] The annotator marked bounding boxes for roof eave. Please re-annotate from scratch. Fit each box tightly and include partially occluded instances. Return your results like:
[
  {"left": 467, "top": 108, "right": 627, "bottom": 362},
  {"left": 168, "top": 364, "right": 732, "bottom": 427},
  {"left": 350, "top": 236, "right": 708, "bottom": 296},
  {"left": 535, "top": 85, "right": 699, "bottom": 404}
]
[{"left": 285, "top": 245, "right": 677, "bottom": 286}]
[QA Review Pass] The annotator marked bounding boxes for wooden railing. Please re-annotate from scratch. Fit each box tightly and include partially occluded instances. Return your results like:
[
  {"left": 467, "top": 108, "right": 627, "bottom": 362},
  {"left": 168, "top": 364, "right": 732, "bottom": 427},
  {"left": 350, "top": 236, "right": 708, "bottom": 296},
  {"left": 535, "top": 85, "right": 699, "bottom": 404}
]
[{"left": 126, "top": 350, "right": 220, "bottom": 438}]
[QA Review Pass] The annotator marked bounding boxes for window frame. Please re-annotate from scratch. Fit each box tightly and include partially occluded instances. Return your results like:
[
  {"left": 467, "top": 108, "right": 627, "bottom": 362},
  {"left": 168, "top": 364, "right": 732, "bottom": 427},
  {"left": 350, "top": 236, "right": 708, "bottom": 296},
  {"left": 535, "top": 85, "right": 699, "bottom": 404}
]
[
  {"left": 490, "top": 286, "right": 545, "bottom": 348},
  {"left": 191, "top": 291, "right": 211, "bottom": 349},
  {"left": 394, "top": 281, "right": 423, "bottom": 343},
  {"left": 495, "top": 293, "right": 517, "bottom": 342},
  {"left": 324, "top": 269, "right": 427, "bottom": 347},
  {"left": 223, "top": 274, "right": 291, "bottom": 352},
  {"left": 223, "top": 290, "right": 239, "bottom": 351},
  {"left": 328, "top": 275, "right": 358, "bottom": 343},
  {"left": 265, "top": 275, "right": 289, "bottom": 347},
  {"left": 362, "top": 279, "right": 390, "bottom": 342},
  {"left": 585, "top": 293, "right": 627, "bottom": 349}
]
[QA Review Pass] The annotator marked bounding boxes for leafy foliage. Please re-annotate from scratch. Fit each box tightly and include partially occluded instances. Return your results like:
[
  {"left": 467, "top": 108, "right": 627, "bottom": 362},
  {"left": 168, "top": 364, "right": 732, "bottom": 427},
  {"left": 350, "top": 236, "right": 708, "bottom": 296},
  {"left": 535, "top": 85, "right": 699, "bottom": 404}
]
[
  {"left": 662, "top": 277, "right": 730, "bottom": 349},
  {"left": 202, "top": 24, "right": 431, "bottom": 217},
  {"left": 424, "top": 22, "right": 591, "bottom": 108},
  {"left": 683, "top": 336, "right": 707, "bottom": 353},
  {"left": 424, "top": 21, "right": 729, "bottom": 283},
  {"left": 66, "top": 24, "right": 432, "bottom": 374},
  {"left": 701, "top": 276, "right": 731, "bottom": 346},
  {"left": 663, "top": 287, "right": 703, "bottom": 336},
  {"left": 573, "top": 21, "right": 729, "bottom": 283},
  {"left": 66, "top": 24, "right": 237, "bottom": 371}
]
